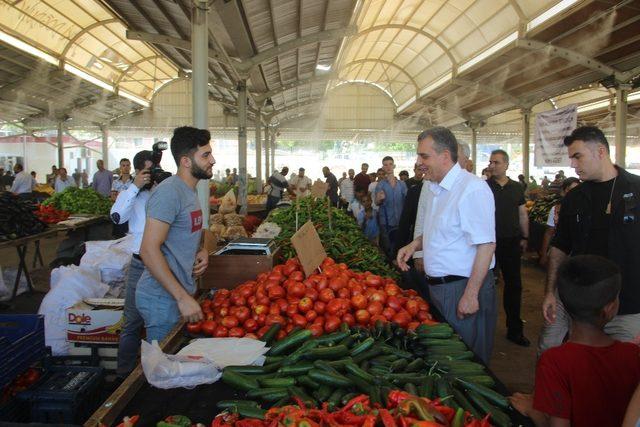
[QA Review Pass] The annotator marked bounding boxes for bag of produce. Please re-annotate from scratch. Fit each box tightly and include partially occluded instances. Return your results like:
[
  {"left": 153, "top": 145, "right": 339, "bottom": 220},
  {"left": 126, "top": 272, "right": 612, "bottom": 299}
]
[
  {"left": 210, "top": 213, "right": 224, "bottom": 224},
  {"left": 223, "top": 225, "right": 248, "bottom": 240},
  {"left": 223, "top": 213, "right": 243, "bottom": 226},
  {"left": 218, "top": 189, "right": 237, "bottom": 214}
]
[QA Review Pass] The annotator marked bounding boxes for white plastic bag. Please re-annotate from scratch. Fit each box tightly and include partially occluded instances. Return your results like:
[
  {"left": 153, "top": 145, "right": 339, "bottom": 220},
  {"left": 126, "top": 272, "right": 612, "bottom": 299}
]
[
  {"left": 141, "top": 340, "right": 220, "bottom": 389},
  {"left": 177, "top": 337, "right": 269, "bottom": 368}
]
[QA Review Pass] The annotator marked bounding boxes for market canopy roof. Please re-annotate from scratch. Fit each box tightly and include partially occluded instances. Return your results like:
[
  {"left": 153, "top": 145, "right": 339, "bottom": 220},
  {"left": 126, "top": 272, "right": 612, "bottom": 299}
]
[{"left": 0, "top": 0, "right": 638, "bottom": 130}]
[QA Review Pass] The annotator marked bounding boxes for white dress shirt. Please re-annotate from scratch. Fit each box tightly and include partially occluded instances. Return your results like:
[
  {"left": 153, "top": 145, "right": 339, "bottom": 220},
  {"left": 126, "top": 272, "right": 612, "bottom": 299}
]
[
  {"left": 413, "top": 179, "right": 430, "bottom": 259},
  {"left": 339, "top": 178, "right": 355, "bottom": 203},
  {"left": 289, "top": 175, "right": 312, "bottom": 197},
  {"left": 10, "top": 171, "right": 33, "bottom": 194},
  {"left": 110, "top": 184, "right": 150, "bottom": 254},
  {"left": 54, "top": 176, "right": 75, "bottom": 193},
  {"left": 422, "top": 163, "right": 495, "bottom": 277}
]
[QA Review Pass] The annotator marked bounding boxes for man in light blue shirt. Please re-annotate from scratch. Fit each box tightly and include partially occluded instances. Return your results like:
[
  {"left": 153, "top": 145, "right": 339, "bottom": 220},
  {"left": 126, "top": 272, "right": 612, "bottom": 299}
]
[
  {"left": 375, "top": 156, "right": 407, "bottom": 260},
  {"left": 91, "top": 159, "right": 113, "bottom": 197}
]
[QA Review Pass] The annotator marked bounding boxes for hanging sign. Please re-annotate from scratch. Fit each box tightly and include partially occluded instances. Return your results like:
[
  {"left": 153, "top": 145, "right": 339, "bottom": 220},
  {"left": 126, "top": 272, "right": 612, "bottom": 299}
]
[{"left": 534, "top": 104, "right": 577, "bottom": 167}]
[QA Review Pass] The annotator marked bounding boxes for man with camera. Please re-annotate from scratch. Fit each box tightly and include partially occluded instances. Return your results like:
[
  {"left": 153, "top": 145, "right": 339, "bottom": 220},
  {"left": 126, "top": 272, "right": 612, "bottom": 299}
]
[
  {"left": 110, "top": 150, "right": 155, "bottom": 376},
  {"left": 135, "top": 127, "right": 214, "bottom": 342}
]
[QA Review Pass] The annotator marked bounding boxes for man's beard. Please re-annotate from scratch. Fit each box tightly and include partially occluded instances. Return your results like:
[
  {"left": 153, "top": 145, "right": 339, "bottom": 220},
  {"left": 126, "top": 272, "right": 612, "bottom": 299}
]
[{"left": 191, "top": 162, "right": 212, "bottom": 180}]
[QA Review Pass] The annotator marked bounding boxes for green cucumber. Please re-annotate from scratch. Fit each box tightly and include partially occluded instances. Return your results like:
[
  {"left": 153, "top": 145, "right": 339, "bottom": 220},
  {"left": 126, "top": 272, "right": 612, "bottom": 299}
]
[
  {"left": 314, "top": 330, "right": 349, "bottom": 345},
  {"left": 345, "top": 373, "right": 372, "bottom": 394},
  {"left": 456, "top": 378, "right": 509, "bottom": 409},
  {"left": 259, "top": 377, "right": 296, "bottom": 388},
  {"left": 404, "top": 382, "right": 418, "bottom": 395},
  {"left": 404, "top": 358, "right": 425, "bottom": 372},
  {"left": 278, "top": 362, "right": 314, "bottom": 376},
  {"left": 282, "top": 340, "right": 319, "bottom": 365},
  {"left": 297, "top": 375, "right": 320, "bottom": 389},
  {"left": 222, "top": 369, "right": 260, "bottom": 391},
  {"left": 390, "top": 358, "right": 409, "bottom": 372},
  {"left": 216, "top": 400, "right": 261, "bottom": 410},
  {"left": 344, "top": 361, "right": 375, "bottom": 383},
  {"left": 457, "top": 375, "right": 495, "bottom": 388},
  {"left": 247, "top": 387, "right": 289, "bottom": 402},
  {"left": 260, "top": 323, "right": 281, "bottom": 345},
  {"left": 267, "top": 329, "right": 312, "bottom": 356},
  {"left": 352, "top": 347, "right": 383, "bottom": 364},
  {"left": 436, "top": 377, "right": 453, "bottom": 400},
  {"left": 417, "top": 376, "right": 435, "bottom": 399},
  {"left": 452, "top": 389, "right": 483, "bottom": 420},
  {"left": 350, "top": 337, "right": 375, "bottom": 356},
  {"left": 306, "top": 344, "right": 349, "bottom": 360},
  {"left": 226, "top": 364, "right": 279, "bottom": 374},
  {"left": 466, "top": 390, "right": 512, "bottom": 427},
  {"left": 452, "top": 407, "right": 465, "bottom": 427},
  {"left": 313, "top": 384, "right": 333, "bottom": 402},
  {"left": 341, "top": 392, "right": 359, "bottom": 406},
  {"left": 231, "top": 405, "right": 267, "bottom": 420},
  {"left": 327, "top": 389, "right": 347, "bottom": 410},
  {"left": 313, "top": 360, "right": 340, "bottom": 375},
  {"left": 264, "top": 355, "right": 284, "bottom": 364},
  {"left": 308, "top": 368, "right": 352, "bottom": 388},
  {"left": 288, "top": 386, "right": 317, "bottom": 407}
]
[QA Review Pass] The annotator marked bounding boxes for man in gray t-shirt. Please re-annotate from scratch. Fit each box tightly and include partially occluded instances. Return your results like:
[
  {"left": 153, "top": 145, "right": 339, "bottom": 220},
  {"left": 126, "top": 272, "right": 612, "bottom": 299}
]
[{"left": 135, "top": 127, "right": 215, "bottom": 342}]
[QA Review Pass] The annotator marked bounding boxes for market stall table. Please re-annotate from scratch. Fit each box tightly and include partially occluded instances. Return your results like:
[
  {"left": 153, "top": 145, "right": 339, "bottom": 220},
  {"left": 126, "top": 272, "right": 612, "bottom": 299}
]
[
  {"left": 54, "top": 215, "right": 110, "bottom": 241},
  {"left": 0, "top": 228, "right": 59, "bottom": 300}
]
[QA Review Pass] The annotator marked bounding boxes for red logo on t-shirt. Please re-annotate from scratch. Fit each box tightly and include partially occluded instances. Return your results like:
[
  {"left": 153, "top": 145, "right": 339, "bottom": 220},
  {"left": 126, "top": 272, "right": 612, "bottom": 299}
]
[{"left": 190, "top": 210, "right": 203, "bottom": 232}]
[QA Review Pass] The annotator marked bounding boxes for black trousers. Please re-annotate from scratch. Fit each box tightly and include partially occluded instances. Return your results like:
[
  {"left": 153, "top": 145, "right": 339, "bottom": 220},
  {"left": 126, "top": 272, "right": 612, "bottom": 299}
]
[{"left": 495, "top": 236, "right": 524, "bottom": 336}]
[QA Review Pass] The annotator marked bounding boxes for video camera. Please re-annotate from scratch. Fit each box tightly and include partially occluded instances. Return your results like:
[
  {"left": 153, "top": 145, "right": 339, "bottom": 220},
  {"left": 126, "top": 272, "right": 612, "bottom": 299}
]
[{"left": 145, "top": 141, "right": 172, "bottom": 189}]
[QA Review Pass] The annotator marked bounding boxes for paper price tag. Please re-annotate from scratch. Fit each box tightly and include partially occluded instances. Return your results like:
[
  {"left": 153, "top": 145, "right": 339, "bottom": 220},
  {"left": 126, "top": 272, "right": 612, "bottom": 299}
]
[{"left": 290, "top": 220, "right": 327, "bottom": 277}]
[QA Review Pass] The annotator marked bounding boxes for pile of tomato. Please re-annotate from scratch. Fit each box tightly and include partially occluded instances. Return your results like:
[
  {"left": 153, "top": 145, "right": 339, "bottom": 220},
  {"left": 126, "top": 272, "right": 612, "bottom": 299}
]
[
  {"left": 187, "top": 257, "right": 435, "bottom": 339},
  {"left": 34, "top": 204, "right": 70, "bottom": 224}
]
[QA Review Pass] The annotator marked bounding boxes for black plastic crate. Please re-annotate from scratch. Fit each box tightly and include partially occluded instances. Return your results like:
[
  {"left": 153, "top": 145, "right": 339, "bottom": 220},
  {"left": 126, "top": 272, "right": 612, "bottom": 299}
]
[
  {"left": 17, "top": 365, "right": 104, "bottom": 424},
  {"left": 0, "top": 314, "right": 46, "bottom": 389},
  {"left": 0, "top": 395, "right": 29, "bottom": 423}
]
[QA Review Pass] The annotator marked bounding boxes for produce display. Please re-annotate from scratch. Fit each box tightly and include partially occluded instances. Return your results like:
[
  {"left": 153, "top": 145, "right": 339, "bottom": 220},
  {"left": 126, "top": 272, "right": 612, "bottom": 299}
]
[
  {"left": 186, "top": 257, "right": 435, "bottom": 339},
  {"left": 215, "top": 391, "right": 490, "bottom": 427},
  {"left": 220, "top": 321, "right": 511, "bottom": 426},
  {"left": 0, "top": 192, "right": 47, "bottom": 240},
  {"left": 41, "top": 187, "right": 112, "bottom": 215},
  {"left": 266, "top": 198, "right": 398, "bottom": 278},
  {"left": 1, "top": 368, "right": 41, "bottom": 402},
  {"left": 33, "top": 204, "right": 70, "bottom": 224},
  {"left": 527, "top": 194, "right": 561, "bottom": 225}
]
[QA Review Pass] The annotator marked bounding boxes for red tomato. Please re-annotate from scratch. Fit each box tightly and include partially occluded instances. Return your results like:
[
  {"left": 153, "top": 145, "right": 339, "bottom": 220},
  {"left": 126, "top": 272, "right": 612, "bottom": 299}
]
[
  {"left": 307, "top": 324, "right": 323, "bottom": 337},
  {"left": 286, "top": 304, "right": 299, "bottom": 317},
  {"left": 350, "top": 284, "right": 364, "bottom": 296},
  {"left": 367, "top": 301, "right": 384, "bottom": 316},
  {"left": 256, "top": 313, "right": 266, "bottom": 326},
  {"left": 384, "top": 283, "right": 401, "bottom": 296},
  {"left": 247, "top": 295, "right": 257, "bottom": 306},
  {"left": 287, "top": 282, "right": 306, "bottom": 298},
  {"left": 292, "top": 314, "right": 307, "bottom": 327},
  {"left": 392, "top": 312, "right": 411, "bottom": 328},
  {"left": 316, "top": 277, "right": 328, "bottom": 291},
  {"left": 265, "top": 314, "right": 286, "bottom": 326},
  {"left": 337, "top": 263, "right": 348, "bottom": 270},
  {"left": 342, "top": 313, "right": 356, "bottom": 327},
  {"left": 319, "top": 288, "right": 335, "bottom": 303},
  {"left": 386, "top": 295, "right": 403, "bottom": 311},
  {"left": 277, "top": 330, "right": 287, "bottom": 340},
  {"left": 257, "top": 272, "right": 268, "bottom": 282},
  {"left": 218, "top": 306, "right": 229, "bottom": 317},
  {"left": 289, "top": 271, "right": 304, "bottom": 282},
  {"left": 382, "top": 307, "right": 396, "bottom": 321},
  {"left": 254, "top": 304, "right": 268, "bottom": 315},
  {"left": 228, "top": 327, "right": 244, "bottom": 337},
  {"left": 205, "top": 312, "right": 215, "bottom": 321},
  {"left": 355, "top": 309, "right": 371, "bottom": 325},
  {"left": 283, "top": 263, "right": 298, "bottom": 277},
  {"left": 244, "top": 318, "right": 258, "bottom": 332},
  {"left": 235, "top": 307, "right": 250, "bottom": 322},
  {"left": 268, "top": 272, "right": 284, "bottom": 283},
  {"left": 231, "top": 294, "right": 246, "bottom": 306},
  {"left": 285, "top": 323, "right": 295, "bottom": 334},
  {"left": 268, "top": 285, "right": 285, "bottom": 299},
  {"left": 407, "top": 321, "right": 420, "bottom": 331},
  {"left": 221, "top": 316, "right": 239, "bottom": 328},
  {"left": 244, "top": 333, "right": 258, "bottom": 339},
  {"left": 370, "top": 314, "right": 388, "bottom": 324},
  {"left": 298, "top": 297, "right": 313, "bottom": 313},
  {"left": 337, "top": 288, "right": 351, "bottom": 299},
  {"left": 324, "top": 315, "right": 341, "bottom": 333},
  {"left": 201, "top": 300, "right": 212, "bottom": 311},
  {"left": 305, "top": 288, "right": 318, "bottom": 301},
  {"left": 269, "top": 304, "right": 281, "bottom": 315},
  {"left": 257, "top": 325, "right": 270, "bottom": 338},
  {"left": 369, "top": 291, "right": 387, "bottom": 304},
  {"left": 312, "top": 316, "right": 324, "bottom": 326},
  {"left": 417, "top": 300, "right": 429, "bottom": 311},
  {"left": 305, "top": 310, "right": 318, "bottom": 322},
  {"left": 238, "top": 285, "right": 254, "bottom": 299},
  {"left": 329, "top": 277, "right": 347, "bottom": 292},
  {"left": 214, "top": 326, "right": 228, "bottom": 337},
  {"left": 326, "top": 299, "right": 344, "bottom": 316},
  {"left": 257, "top": 295, "right": 271, "bottom": 306},
  {"left": 365, "top": 275, "right": 383, "bottom": 287},
  {"left": 314, "top": 301, "right": 326, "bottom": 314},
  {"left": 351, "top": 294, "right": 367, "bottom": 310},
  {"left": 275, "top": 298, "right": 289, "bottom": 312},
  {"left": 186, "top": 321, "right": 202, "bottom": 334},
  {"left": 405, "top": 300, "right": 419, "bottom": 316},
  {"left": 321, "top": 257, "right": 336, "bottom": 267}
]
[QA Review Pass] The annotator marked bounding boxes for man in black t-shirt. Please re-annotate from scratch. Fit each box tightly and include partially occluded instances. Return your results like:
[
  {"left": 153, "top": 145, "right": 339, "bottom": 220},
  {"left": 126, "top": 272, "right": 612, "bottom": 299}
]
[
  {"left": 488, "top": 149, "right": 530, "bottom": 346},
  {"left": 540, "top": 126, "right": 640, "bottom": 353}
]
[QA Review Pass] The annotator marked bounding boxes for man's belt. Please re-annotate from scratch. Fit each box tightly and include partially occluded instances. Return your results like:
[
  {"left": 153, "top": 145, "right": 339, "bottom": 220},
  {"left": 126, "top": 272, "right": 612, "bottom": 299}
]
[
  {"left": 132, "top": 253, "right": 142, "bottom": 261},
  {"left": 425, "top": 275, "right": 468, "bottom": 285}
]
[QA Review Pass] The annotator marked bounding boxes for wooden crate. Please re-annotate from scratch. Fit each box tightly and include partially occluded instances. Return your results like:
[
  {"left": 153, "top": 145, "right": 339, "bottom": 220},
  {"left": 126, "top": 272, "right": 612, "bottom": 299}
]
[{"left": 198, "top": 247, "right": 281, "bottom": 290}]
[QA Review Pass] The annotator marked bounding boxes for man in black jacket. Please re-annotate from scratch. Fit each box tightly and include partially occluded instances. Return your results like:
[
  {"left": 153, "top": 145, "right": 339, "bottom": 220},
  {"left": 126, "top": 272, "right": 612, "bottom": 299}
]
[{"left": 539, "top": 126, "right": 640, "bottom": 353}]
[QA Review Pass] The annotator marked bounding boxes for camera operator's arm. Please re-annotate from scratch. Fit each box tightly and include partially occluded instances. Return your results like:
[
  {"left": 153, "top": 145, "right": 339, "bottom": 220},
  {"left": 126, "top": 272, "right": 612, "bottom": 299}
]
[
  {"left": 139, "top": 218, "right": 203, "bottom": 323},
  {"left": 109, "top": 170, "right": 149, "bottom": 224}
]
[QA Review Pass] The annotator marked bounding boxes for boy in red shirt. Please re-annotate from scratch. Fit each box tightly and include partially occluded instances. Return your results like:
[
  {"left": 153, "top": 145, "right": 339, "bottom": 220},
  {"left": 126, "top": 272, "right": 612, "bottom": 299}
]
[{"left": 511, "top": 255, "right": 640, "bottom": 426}]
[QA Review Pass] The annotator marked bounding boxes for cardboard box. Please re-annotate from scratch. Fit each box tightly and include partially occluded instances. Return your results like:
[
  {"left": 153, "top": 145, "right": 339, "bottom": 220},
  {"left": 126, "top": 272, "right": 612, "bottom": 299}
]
[
  {"left": 66, "top": 300, "right": 124, "bottom": 344},
  {"left": 68, "top": 343, "right": 118, "bottom": 371},
  {"left": 199, "top": 247, "right": 281, "bottom": 290}
]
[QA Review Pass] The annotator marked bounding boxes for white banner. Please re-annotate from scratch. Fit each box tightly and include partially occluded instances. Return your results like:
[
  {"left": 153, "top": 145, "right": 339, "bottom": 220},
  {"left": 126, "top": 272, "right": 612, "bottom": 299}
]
[{"left": 534, "top": 104, "right": 577, "bottom": 167}]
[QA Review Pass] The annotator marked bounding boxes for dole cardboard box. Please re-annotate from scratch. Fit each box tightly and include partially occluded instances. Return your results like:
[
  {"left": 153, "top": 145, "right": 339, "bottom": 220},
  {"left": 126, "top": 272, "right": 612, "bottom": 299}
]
[{"left": 66, "top": 299, "right": 125, "bottom": 344}]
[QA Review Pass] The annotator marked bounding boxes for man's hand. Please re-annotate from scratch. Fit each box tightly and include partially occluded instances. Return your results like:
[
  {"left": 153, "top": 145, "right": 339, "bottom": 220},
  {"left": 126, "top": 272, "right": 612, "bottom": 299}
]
[
  {"left": 542, "top": 292, "right": 557, "bottom": 324},
  {"left": 193, "top": 248, "right": 209, "bottom": 277},
  {"left": 397, "top": 242, "right": 418, "bottom": 272},
  {"left": 177, "top": 294, "right": 203, "bottom": 323},
  {"left": 414, "top": 257, "right": 424, "bottom": 274},
  {"left": 520, "top": 238, "right": 528, "bottom": 253},
  {"left": 134, "top": 169, "right": 150, "bottom": 189},
  {"left": 376, "top": 191, "right": 386, "bottom": 204},
  {"left": 509, "top": 393, "right": 533, "bottom": 417},
  {"left": 457, "top": 290, "right": 479, "bottom": 319}
]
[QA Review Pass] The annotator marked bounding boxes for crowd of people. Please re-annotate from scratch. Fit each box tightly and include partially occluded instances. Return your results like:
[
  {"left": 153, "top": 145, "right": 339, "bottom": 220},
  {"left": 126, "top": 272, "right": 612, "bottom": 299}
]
[{"left": 265, "top": 125, "right": 640, "bottom": 427}]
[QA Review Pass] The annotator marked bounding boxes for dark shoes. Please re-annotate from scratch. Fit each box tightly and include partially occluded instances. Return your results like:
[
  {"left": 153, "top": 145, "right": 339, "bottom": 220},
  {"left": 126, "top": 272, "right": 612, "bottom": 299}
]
[{"left": 507, "top": 333, "right": 531, "bottom": 347}]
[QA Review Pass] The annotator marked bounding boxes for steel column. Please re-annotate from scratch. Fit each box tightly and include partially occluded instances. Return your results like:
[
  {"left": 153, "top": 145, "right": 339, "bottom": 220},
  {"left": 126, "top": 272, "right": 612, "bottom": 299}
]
[
  {"left": 264, "top": 124, "right": 270, "bottom": 182},
  {"left": 237, "top": 80, "right": 248, "bottom": 215},
  {"left": 192, "top": 0, "right": 210, "bottom": 227},
  {"left": 57, "top": 121, "right": 64, "bottom": 168},
  {"left": 522, "top": 109, "right": 531, "bottom": 180},
  {"left": 270, "top": 131, "right": 275, "bottom": 171},
  {"left": 470, "top": 126, "right": 477, "bottom": 174},
  {"left": 615, "top": 85, "right": 629, "bottom": 167},
  {"left": 100, "top": 125, "right": 108, "bottom": 170},
  {"left": 255, "top": 110, "right": 262, "bottom": 193}
]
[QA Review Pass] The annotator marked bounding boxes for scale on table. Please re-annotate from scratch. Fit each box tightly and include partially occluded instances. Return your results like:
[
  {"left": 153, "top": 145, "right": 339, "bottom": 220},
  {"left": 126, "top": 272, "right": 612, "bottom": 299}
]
[{"left": 214, "top": 237, "right": 276, "bottom": 256}]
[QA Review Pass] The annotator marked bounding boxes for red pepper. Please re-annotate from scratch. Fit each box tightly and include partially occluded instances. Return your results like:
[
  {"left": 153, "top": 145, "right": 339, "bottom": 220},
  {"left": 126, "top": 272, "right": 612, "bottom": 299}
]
[
  {"left": 292, "top": 396, "right": 307, "bottom": 410},
  {"left": 361, "top": 415, "right": 376, "bottom": 427},
  {"left": 387, "top": 391, "right": 412, "bottom": 408},
  {"left": 409, "top": 422, "right": 442, "bottom": 427},
  {"left": 433, "top": 405, "right": 455, "bottom": 423},
  {"left": 379, "top": 409, "right": 397, "bottom": 427},
  {"left": 115, "top": 415, "right": 140, "bottom": 427},
  {"left": 464, "top": 420, "right": 480, "bottom": 427},
  {"left": 236, "top": 420, "right": 265, "bottom": 427},
  {"left": 340, "top": 395, "right": 370, "bottom": 413},
  {"left": 480, "top": 414, "right": 491, "bottom": 427}
]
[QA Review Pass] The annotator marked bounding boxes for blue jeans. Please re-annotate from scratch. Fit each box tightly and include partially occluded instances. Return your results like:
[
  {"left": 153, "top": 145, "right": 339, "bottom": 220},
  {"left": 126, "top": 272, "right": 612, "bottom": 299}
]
[
  {"left": 116, "top": 256, "right": 145, "bottom": 376},
  {"left": 135, "top": 281, "right": 181, "bottom": 344}
]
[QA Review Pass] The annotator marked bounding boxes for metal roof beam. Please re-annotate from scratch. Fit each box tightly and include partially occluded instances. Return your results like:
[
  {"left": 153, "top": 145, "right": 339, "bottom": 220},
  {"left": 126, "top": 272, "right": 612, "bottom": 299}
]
[
  {"left": 255, "top": 74, "right": 336, "bottom": 102},
  {"left": 126, "top": 30, "right": 230, "bottom": 66},
  {"left": 452, "top": 78, "right": 525, "bottom": 107},
  {"left": 342, "top": 58, "right": 419, "bottom": 96},
  {"left": 266, "top": 98, "right": 323, "bottom": 120},
  {"left": 515, "top": 38, "right": 618, "bottom": 78},
  {"left": 235, "top": 26, "right": 358, "bottom": 74}
]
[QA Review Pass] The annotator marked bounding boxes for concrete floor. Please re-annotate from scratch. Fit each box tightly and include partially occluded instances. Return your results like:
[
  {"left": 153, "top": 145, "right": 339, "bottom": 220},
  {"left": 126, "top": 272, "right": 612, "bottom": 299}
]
[{"left": 0, "top": 234, "right": 544, "bottom": 394}]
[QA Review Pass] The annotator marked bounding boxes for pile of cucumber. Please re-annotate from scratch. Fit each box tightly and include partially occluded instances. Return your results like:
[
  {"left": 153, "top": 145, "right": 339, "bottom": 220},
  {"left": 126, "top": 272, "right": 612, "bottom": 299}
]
[{"left": 221, "top": 322, "right": 513, "bottom": 427}]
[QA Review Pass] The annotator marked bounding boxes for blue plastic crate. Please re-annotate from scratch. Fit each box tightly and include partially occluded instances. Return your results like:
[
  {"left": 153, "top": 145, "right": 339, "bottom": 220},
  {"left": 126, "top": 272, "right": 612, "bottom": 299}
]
[
  {"left": 0, "top": 314, "right": 46, "bottom": 389},
  {"left": 0, "top": 396, "right": 29, "bottom": 423},
  {"left": 17, "top": 365, "right": 104, "bottom": 424}
]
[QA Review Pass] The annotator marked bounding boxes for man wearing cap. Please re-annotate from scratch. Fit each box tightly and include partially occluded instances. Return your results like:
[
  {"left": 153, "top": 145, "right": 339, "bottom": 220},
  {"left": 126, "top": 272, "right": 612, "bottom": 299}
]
[
  {"left": 110, "top": 150, "right": 155, "bottom": 377},
  {"left": 289, "top": 167, "right": 312, "bottom": 198}
]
